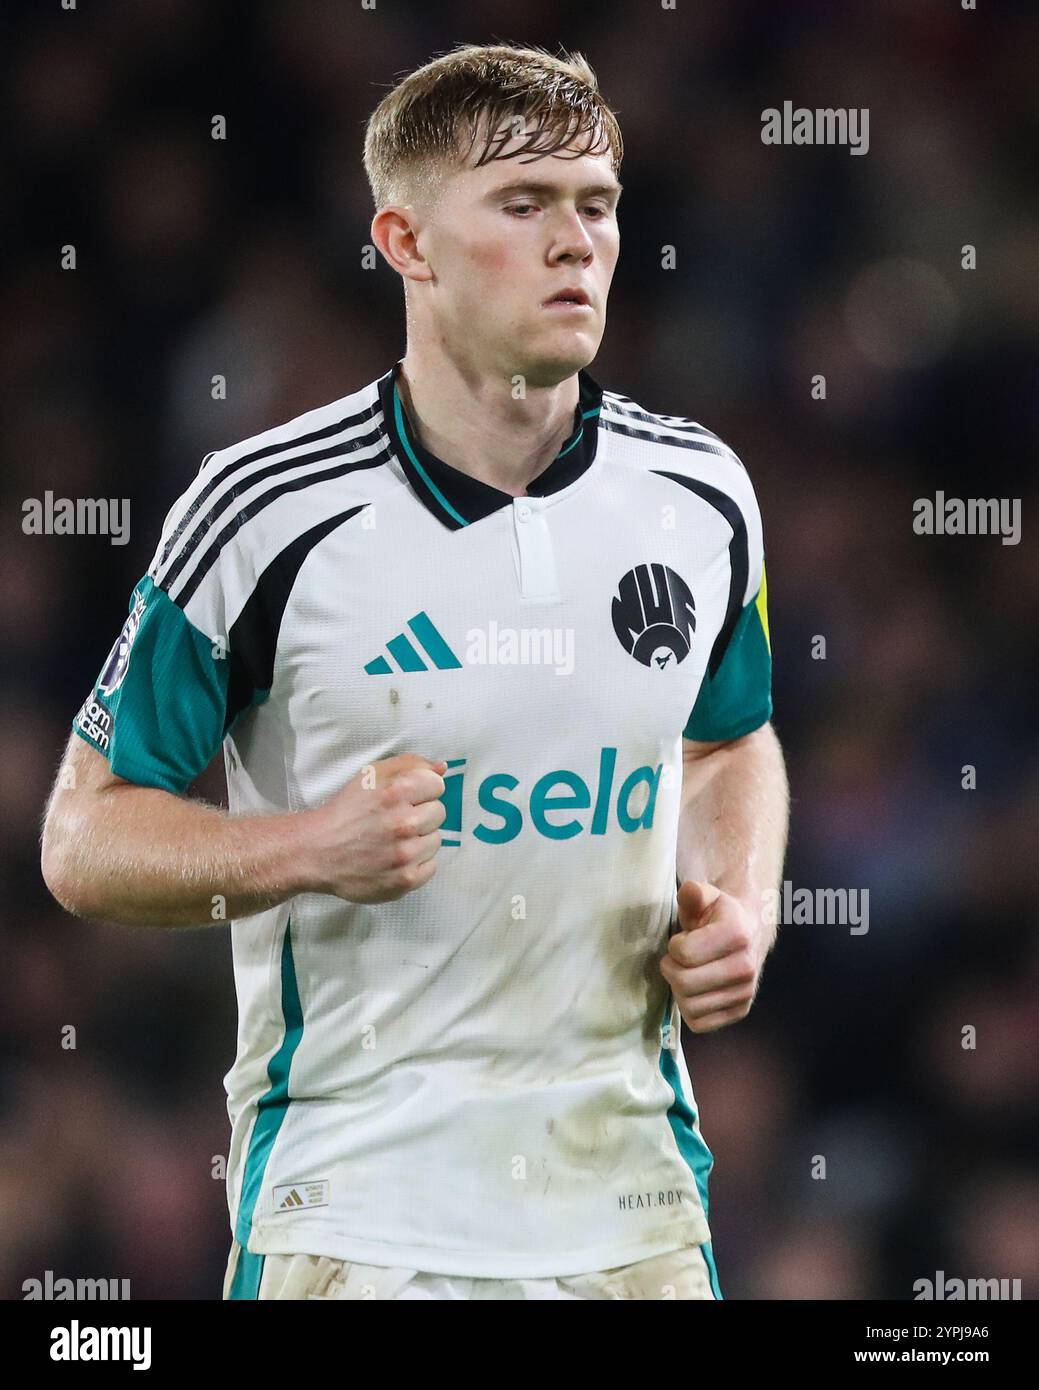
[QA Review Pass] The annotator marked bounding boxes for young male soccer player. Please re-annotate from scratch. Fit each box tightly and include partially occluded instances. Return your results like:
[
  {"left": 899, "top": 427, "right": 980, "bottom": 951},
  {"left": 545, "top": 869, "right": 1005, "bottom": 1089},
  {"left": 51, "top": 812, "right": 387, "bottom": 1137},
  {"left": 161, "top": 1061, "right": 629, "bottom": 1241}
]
[{"left": 41, "top": 43, "right": 789, "bottom": 1300}]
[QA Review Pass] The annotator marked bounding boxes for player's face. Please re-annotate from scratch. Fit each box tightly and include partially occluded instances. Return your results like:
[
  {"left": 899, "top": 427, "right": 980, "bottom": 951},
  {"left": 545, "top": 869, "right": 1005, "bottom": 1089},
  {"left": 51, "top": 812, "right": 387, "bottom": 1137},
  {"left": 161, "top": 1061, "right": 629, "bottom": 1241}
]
[{"left": 422, "top": 125, "right": 621, "bottom": 386}]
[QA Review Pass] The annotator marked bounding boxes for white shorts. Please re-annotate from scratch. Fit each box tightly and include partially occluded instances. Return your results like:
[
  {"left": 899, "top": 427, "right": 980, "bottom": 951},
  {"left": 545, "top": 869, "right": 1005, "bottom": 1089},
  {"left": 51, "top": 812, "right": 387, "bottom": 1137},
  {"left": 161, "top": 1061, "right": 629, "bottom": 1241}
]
[{"left": 223, "top": 1238, "right": 721, "bottom": 1300}]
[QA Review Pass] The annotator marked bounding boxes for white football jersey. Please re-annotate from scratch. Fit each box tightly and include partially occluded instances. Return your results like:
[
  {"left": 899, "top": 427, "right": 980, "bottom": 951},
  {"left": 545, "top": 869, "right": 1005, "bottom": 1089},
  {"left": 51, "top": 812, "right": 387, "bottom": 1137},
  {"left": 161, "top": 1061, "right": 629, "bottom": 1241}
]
[{"left": 73, "top": 359, "right": 772, "bottom": 1280}]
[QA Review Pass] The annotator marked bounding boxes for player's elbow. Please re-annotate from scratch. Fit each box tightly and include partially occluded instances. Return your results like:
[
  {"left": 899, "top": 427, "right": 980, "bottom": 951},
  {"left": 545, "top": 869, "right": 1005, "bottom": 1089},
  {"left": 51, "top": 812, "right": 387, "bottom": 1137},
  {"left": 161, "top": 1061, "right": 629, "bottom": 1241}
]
[
  {"left": 41, "top": 826, "right": 75, "bottom": 915},
  {"left": 40, "top": 806, "right": 93, "bottom": 919},
  {"left": 42, "top": 871, "right": 85, "bottom": 919}
]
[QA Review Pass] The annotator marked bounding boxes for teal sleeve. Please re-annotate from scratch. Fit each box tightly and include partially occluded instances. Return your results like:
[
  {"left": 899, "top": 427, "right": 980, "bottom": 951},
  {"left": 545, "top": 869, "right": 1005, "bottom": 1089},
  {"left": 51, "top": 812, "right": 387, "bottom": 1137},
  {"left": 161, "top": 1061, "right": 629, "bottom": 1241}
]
[
  {"left": 684, "top": 569, "right": 772, "bottom": 742},
  {"left": 72, "top": 574, "right": 231, "bottom": 793}
]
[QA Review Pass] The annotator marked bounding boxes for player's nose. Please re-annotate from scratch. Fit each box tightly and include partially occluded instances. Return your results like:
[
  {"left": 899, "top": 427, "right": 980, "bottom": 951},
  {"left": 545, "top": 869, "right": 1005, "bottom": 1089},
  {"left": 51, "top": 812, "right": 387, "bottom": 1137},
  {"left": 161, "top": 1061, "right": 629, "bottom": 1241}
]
[{"left": 549, "top": 211, "right": 595, "bottom": 262}]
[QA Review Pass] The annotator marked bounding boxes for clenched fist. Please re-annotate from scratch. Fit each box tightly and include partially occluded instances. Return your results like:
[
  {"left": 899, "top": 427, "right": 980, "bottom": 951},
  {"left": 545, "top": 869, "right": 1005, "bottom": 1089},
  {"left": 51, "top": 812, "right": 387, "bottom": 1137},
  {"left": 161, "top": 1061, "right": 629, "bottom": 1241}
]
[
  {"left": 659, "top": 879, "right": 766, "bottom": 1034},
  {"left": 303, "top": 754, "right": 448, "bottom": 903}
]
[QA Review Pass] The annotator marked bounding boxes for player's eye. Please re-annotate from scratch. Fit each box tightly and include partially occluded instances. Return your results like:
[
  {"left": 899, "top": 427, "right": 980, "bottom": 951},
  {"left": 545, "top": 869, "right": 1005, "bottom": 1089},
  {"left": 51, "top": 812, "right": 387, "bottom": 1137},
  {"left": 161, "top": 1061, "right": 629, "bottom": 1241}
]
[{"left": 504, "top": 202, "right": 610, "bottom": 219}]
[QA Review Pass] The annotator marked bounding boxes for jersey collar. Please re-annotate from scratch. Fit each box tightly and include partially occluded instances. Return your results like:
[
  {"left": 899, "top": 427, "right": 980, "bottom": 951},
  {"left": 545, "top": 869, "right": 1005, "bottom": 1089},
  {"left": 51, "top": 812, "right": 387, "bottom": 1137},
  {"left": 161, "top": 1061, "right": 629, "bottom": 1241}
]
[{"left": 378, "top": 359, "right": 604, "bottom": 530}]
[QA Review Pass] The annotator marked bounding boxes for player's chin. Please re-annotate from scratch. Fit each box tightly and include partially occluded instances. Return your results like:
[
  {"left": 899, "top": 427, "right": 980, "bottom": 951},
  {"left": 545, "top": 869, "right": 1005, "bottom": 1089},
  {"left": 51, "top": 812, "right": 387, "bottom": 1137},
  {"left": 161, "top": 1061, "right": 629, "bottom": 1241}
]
[{"left": 521, "top": 326, "right": 601, "bottom": 380}]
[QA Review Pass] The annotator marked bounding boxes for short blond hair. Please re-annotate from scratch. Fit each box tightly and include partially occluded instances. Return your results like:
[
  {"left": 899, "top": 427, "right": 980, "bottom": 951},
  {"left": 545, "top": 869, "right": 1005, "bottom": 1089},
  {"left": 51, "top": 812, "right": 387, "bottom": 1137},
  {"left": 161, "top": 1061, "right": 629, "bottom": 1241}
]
[{"left": 363, "top": 41, "right": 623, "bottom": 211}]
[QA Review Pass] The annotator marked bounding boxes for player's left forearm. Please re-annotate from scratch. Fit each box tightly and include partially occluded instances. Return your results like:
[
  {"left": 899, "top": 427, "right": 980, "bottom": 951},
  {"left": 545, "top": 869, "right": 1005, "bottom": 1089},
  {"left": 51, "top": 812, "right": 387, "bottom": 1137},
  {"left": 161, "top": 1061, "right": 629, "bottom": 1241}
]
[{"left": 675, "top": 723, "right": 789, "bottom": 953}]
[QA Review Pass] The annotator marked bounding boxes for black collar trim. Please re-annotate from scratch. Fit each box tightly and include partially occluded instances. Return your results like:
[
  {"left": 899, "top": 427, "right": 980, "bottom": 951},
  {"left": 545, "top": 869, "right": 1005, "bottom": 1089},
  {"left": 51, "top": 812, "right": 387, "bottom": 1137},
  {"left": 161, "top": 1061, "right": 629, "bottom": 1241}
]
[{"left": 377, "top": 360, "right": 604, "bottom": 530}]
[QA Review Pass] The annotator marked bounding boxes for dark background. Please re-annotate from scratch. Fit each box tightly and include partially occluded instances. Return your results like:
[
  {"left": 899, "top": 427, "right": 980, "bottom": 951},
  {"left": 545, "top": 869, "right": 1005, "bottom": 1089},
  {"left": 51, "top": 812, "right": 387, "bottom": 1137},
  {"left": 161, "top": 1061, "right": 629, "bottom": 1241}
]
[{"left": 2, "top": 0, "right": 1037, "bottom": 1299}]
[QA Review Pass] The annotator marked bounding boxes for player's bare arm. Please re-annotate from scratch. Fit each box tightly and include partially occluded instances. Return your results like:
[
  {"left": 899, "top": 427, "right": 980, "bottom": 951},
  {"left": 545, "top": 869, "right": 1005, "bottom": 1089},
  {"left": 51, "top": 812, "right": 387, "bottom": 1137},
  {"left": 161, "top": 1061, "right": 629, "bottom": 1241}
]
[
  {"left": 661, "top": 723, "right": 790, "bottom": 1033},
  {"left": 40, "top": 735, "right": 448, "bottom": 927}
]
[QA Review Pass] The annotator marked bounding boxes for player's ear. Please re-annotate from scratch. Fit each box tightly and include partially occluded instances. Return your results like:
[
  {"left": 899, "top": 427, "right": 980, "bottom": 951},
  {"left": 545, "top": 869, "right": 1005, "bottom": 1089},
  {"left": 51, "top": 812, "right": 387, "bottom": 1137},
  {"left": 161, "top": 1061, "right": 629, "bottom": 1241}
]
[{"left": 371, "top": 207, "right": 432, "bottom": 283}]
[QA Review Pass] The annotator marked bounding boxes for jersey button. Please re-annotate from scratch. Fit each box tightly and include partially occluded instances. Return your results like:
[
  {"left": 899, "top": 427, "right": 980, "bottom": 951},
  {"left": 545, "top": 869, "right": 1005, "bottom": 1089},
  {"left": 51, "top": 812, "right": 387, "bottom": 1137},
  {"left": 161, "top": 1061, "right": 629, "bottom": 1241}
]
[{"left": 516, "top": 502, "right": 533, "bottom": 521}]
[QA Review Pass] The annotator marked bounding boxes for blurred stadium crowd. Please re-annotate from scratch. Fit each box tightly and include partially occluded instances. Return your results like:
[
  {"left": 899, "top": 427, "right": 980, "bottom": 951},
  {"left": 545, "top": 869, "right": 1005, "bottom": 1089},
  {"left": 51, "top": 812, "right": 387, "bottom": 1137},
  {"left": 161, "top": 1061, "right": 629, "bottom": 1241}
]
[{"left": 2, "top": 0, "right": 1037, "bottom": 1299}]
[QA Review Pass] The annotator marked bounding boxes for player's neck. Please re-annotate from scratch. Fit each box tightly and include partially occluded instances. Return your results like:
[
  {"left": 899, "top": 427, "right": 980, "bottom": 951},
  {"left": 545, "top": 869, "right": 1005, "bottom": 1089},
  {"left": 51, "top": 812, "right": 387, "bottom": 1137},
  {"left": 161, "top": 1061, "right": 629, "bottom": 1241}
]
[{"left": 395, "top": 352, "right": 580, "bottom": 497}]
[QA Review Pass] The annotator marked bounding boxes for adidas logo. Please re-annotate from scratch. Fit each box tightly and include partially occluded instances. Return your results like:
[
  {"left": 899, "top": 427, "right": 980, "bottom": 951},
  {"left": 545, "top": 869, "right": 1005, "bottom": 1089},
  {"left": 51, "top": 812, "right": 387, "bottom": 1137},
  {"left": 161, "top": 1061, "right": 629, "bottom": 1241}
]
[
  {"left": 273, "top": 1180, "right": 330, "bottom": 1212},
  {"left": 364, "top": 611, "right": 462, "bottom": 674}
]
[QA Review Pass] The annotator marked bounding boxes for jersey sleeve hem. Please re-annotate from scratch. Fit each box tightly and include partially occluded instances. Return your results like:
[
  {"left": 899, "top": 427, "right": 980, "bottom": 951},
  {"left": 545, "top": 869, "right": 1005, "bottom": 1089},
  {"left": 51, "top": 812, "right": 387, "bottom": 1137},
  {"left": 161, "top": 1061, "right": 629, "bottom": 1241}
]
[
  {"left": 682, "top": 702, "right": 773, "bottom": 746},
  {"left": 70, "top": 713, "right": 193, "bottom": 794}
]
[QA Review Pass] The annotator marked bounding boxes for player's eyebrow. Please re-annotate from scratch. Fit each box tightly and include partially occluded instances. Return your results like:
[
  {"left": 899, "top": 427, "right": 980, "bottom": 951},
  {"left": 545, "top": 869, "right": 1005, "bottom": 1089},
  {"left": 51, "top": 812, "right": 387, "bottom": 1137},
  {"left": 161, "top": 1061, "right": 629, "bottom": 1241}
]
[{"left": 485, "top": 179, "right": 623, "bottom": 206}]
